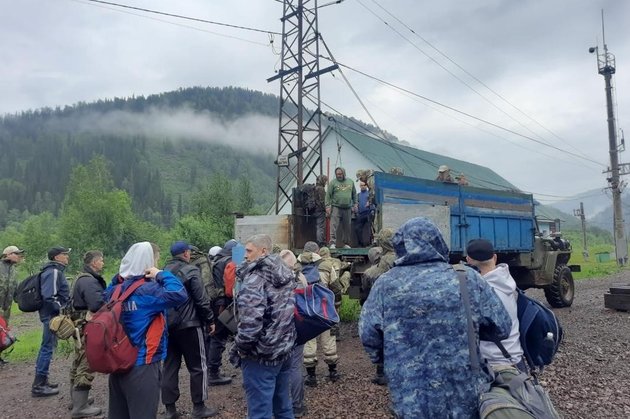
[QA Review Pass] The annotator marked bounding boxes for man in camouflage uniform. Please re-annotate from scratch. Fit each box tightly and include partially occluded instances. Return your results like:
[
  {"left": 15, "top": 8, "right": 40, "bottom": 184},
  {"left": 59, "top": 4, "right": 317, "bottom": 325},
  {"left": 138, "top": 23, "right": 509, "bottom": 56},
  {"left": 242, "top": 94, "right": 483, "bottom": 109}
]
[
  {"left": 69, "top": 250, "right": 105, "bottom": 417},
  {"left": 0, "top": 245, "right": 24, "bottom": 364},
  {"left": 318, "top": 246, "right": 350, "bottom": 340},
  {"left": 359, "top": 217, "right": 511, "bottom": 418},
  {"left": 297, "top": 242, "right": 341, "bottom": 386},
  {"left": 361, "top": 228, "right": 396, "bottom": 303}
]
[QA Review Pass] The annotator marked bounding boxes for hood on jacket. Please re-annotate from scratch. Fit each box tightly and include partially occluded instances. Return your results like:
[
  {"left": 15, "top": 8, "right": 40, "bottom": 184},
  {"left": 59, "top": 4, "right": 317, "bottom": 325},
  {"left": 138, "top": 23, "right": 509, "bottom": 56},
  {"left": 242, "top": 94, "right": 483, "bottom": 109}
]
[
  {"left": 375, "top": 228, "right": 395, "bottom": 253},
  {"left": 42, "top": 261, "right": 67, "bottom": 271},
  {"left": 334, "top": 166, "right": 346, "bottom": 181},
  {"left": 120, "top": 242, "right": 154, "bottom": 279},
  {"left": 316, "top": 175, "right": 328, "bottom": 186},
  {"left": 297, "top": 251, "right": 321, "bottom": 264},
  {"left": 483, "top": 263, "right": 517, "bottom": 295},
  {"left": 219, "top": 239, "right": 237, "bottom": 257},
  {"left": 393, "top": 217, "right": 449, "bottom": 266},
  {"left": 368, "top": 246, "right": 383, "bottom": 264},
  {"left": 239, "top": 254, "right": 295, "bottom": 288},
  {"left": 319, "top": 247, "right": 331, "bottom": 258}
]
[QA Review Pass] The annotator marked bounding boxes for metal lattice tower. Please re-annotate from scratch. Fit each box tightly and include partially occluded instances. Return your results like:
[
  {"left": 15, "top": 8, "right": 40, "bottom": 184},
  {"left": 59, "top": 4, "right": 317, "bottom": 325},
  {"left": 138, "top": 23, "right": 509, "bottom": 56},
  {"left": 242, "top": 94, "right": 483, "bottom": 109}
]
[{"left": 268, "top": 0, "right": 335, "bottom": 214}]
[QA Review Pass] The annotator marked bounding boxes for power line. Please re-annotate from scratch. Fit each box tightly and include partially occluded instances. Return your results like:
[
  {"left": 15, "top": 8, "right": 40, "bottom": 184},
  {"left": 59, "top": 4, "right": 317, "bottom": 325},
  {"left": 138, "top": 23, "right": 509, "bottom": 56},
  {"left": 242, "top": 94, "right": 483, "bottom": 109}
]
[
  {"left": 325, "top": 58, "right": 606, "bottom": 168},
  {"left": 69, "top": 0, "right": 272, "bottom": 46},
  {"left": 80, "top": 0, "right": 281, "bottom": 35},
  {"left": 364, "top": 0, "right": 598, "bottom": 164}
]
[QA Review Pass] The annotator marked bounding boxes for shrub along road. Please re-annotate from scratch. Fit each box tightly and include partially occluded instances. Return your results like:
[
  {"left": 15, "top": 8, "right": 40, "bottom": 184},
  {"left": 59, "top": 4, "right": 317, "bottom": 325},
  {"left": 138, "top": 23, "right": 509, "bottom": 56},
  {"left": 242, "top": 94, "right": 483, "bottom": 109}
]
[{"left": 0, "top": 274, "right": 628, "bottom": 418}]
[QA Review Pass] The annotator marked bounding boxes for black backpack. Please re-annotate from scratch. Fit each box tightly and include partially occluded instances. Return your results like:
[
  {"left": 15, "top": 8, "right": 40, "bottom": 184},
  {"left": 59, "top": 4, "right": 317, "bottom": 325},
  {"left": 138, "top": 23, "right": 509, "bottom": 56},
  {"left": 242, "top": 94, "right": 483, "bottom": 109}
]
[{"left": 14, "top": 272, "right": 43, "bottom": 312}]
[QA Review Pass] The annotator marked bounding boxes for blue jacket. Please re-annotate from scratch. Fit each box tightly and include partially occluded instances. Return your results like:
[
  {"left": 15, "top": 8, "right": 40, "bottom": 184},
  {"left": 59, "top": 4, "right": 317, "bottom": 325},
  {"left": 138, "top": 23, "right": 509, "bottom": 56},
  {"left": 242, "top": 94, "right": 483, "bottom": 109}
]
[
  {"left": 359, "top": 217, "right": 511, "bottom": 418},
  {"left": 39, "top": 261, "right": 70, "bottom": 321},
  {"left": 357, "top": 190, "right": 374, "bottom": 215},
  {"left": 105, "top": 271, "right": 187, "bottom": 366}
]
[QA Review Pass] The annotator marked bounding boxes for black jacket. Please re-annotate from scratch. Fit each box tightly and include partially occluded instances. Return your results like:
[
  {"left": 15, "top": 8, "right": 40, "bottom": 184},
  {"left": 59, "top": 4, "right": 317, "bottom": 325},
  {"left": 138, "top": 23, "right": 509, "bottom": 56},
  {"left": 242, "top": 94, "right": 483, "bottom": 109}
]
[
  {"left": 164, "top": 257, "right": 214, "bottom": 330},
  {"left": 72, "top": 266, "right": 107, "bottom": 313}
]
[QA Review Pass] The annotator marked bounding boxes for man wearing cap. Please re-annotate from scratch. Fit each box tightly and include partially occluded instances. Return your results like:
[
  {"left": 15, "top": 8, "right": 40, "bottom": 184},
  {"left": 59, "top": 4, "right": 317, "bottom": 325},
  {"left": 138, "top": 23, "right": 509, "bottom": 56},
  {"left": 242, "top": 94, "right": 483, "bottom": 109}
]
[
  {"left": 162, "top": 241, "right": 217, "bottom": 419},
  {"left": 207, "top": 239, "right": 238, "bottom": 385},
  {"left": 435, "top": 165, "right": 455, "bottom": 183},
  {"left": 466, "top": 239, "right": 525, "bottom": 372},
  {"left": 32, "top": 246, "right": 71, "bottom": 397},
  {"left": 0, "top": 245, "right": 24, "bottom": 364}
]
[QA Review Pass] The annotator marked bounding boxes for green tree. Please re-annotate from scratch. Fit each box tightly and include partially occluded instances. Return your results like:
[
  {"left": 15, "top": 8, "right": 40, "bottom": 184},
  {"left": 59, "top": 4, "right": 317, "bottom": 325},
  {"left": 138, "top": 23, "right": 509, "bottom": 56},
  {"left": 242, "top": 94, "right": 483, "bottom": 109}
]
[
  {"left": 237, "top": 177, "right": 254, "bottom": 215},
  {"left": 59, "top": 156, "right": 142, "bottom": 266}
]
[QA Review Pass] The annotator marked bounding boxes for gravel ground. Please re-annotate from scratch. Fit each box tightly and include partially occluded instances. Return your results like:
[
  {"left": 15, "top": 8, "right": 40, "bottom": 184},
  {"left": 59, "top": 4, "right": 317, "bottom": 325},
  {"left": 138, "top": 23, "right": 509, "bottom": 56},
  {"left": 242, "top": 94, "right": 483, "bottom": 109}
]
[{"left": 1, "top": 274, "right": 629, "bottom": 418}]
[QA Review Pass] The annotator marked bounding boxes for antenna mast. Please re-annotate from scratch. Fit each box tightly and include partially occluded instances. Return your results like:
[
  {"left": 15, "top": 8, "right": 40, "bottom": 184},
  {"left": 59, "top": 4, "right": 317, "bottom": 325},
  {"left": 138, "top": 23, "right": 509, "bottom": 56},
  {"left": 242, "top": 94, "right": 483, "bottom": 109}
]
[{"left": 590, "top": 9, "right": 628, "bottom": 265}]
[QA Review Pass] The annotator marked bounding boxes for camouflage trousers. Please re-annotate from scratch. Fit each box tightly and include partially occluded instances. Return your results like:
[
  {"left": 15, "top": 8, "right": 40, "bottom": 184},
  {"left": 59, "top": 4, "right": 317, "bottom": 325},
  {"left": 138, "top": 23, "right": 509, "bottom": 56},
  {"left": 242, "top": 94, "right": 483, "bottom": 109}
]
[
  {"left": 303, "top": 329, "right": 338, "bottom": 368},
  {"left": 0, "top": 280, "right": 16, "bottom": 322},
  {"left": 69, "top": 325, "right": 94, "bottom": 389}
]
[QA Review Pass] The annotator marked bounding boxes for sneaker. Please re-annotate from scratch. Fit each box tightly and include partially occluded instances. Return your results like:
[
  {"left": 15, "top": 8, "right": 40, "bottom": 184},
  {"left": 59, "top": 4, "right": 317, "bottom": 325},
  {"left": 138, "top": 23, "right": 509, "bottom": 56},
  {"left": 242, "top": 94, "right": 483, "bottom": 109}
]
[
  {"left": 207, "top": 371, "right": 232, "bottom": 386},
  {"left": 343, "top": 244, "right": 351, "bottom": 249}
]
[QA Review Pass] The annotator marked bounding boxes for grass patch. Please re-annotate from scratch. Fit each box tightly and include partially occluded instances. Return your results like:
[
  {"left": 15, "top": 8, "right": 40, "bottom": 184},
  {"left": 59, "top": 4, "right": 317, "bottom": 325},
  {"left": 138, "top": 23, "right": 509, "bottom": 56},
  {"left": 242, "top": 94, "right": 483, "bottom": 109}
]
[
  {"left": 569, "top": 248, "right": 624, "bottom": 280},
  {"left": 339, "top": 295, "right": 361, "bottom": 322}
]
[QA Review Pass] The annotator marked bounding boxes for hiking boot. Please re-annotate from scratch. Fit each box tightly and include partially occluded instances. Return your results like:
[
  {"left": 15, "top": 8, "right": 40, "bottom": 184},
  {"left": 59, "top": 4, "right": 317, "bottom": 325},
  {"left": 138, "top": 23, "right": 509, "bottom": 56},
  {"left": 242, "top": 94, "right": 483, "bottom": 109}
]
[
  {"left": 207, "top": 371, "right": 232, "bottom": 386},
  {"left": 305, "top": 367, "right": 317, "bottom": 387},
  {"left": 293, "top": 405, "right": 307, "bottom": 418},
  {"left": 164, "top": 403, "right": 180, "bottom": 419},
  {"left": 45, "top": 377, "right": 59, "bottom": 389},
  {"left": 71, "top": 389, "right": 102, "bottom": 418},
  {"left": 192, "top": 402, "right": 218, "bottom": 418},
  {"left": 328, "top": 364, "right": 341, "bottom": 382},
  {"left": 371, "top": 363, "right": 387, "bottom": 386},
  {"left": 32, "top": 375, "right": 59, "bottom": 398}
]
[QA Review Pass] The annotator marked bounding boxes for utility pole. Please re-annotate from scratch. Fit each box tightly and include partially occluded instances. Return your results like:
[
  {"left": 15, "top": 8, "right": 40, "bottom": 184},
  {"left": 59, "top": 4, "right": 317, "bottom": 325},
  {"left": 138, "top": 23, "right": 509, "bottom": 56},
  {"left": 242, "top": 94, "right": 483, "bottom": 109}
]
[
  {"left": 573, "top": 202, "right": 589, "bottom": 260},
  {"left": 269, "top": 0, "right": 337, "bottom": 214},
  {"left": 590, "top": 11, "right": 628, "bottom": 265}
]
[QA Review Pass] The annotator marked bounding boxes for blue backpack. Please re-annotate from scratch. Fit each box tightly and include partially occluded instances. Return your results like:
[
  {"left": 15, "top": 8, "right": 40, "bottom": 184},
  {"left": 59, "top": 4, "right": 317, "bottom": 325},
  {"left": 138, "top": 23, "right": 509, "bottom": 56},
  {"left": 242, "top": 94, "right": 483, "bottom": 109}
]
[
  {"left": 301, "top": 263, "right": 321, "bottom": 284},
  {"left": 294, "top": 283, "right": 339, "bottom": 345},
  {"left": 516, "top": 289, "right": 563, "bottom": 371}
]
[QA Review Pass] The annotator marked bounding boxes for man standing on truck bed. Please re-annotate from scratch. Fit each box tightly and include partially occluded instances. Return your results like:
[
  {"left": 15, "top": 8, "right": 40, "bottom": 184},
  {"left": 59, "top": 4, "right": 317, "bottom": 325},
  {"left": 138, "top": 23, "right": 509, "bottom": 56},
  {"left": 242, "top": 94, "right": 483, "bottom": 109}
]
[{"left": 326, "top": 167, "right": 357, "bottom": 249}]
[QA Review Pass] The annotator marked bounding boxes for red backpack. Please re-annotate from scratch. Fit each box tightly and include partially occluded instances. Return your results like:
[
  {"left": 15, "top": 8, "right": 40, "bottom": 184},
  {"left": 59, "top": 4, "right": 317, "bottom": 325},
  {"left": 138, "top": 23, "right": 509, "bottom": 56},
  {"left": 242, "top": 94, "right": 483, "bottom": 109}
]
[
  {"left": 0, "top": 316, "right": 16, "bottom": 352},
  {"left": 84, "top": 279, "right": 145, "bottom": 374}
]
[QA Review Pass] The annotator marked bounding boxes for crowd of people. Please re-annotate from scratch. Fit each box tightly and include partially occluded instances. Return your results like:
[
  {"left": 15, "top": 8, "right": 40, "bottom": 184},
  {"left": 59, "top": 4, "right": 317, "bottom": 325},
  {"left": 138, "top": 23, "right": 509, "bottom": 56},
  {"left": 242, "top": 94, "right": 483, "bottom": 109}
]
[{"left": 0, "top": 175, "right": 534, "bottom": 419}]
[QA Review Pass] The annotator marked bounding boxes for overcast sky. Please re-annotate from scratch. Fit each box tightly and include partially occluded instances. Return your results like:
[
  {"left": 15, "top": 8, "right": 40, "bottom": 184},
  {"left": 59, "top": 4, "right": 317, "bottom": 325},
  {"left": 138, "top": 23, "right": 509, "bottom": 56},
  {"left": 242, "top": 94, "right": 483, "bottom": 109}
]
[{"left": 2, "top": 0, "right": 629, "bottom": 205}]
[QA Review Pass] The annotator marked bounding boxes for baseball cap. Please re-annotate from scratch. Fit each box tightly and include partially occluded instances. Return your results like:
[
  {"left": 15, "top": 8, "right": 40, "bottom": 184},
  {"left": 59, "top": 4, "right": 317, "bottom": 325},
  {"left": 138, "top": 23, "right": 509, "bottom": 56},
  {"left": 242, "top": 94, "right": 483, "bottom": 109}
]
[
  {"left": 466, "top": 239, "right": 494, "bottom": 262},
  {"left": 48, "top": 246, "right": 71, "bottom": 260},
  {"left": 170, "top": 241, "right": 193, "bottom": 256},
  {"left": 438, "top": 165, "right": 449, "bottom": 173},
  {"left": 2, "top": 245, "right": 24, "bottom": 256}
]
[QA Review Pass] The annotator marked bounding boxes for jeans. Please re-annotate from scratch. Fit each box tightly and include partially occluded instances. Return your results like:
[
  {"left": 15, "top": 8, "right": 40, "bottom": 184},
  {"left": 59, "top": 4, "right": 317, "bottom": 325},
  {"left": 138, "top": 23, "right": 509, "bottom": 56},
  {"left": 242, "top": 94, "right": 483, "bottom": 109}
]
[
  {"left": 35, "top": 318, "right": 57, "bottom": 377},
  {"left": 289, "top": 345, "right": 305, "bottom": 411},
  {"left": 241, "top": 357, "right": 294, "bottom": 419}
]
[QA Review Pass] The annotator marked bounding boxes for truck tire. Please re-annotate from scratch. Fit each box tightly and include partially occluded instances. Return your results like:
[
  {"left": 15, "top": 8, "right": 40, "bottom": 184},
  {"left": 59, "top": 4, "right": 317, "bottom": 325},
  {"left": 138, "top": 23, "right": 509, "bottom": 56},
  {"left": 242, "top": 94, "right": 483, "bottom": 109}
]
[{"left": 544, "top": 264, "right": 575, "bottom": 308}]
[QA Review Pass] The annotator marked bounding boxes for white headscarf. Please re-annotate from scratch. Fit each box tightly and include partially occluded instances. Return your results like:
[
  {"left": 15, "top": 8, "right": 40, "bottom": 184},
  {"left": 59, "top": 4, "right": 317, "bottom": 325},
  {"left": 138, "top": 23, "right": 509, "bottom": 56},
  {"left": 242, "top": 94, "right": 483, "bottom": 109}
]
[
  {"left": 119, "top": 241, "right": 155, "bottom": 279},
  {"left": 208, "top": 246, "right": 222, "bottom": 257}
]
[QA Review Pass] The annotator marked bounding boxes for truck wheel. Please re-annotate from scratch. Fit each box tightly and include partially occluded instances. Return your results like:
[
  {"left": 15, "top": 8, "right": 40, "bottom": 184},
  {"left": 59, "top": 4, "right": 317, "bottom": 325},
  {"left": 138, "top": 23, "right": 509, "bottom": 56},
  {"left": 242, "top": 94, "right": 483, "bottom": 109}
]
[{"left": 544, "top": 264, "right": 575, "bottom": 308}]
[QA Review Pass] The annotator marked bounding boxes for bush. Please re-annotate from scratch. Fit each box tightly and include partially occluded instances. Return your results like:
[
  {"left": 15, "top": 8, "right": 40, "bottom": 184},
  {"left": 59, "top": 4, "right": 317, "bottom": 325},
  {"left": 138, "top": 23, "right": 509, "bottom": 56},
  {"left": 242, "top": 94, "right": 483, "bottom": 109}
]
[{"left": 338, "top": 295, "right": 361, "bottom": 322}]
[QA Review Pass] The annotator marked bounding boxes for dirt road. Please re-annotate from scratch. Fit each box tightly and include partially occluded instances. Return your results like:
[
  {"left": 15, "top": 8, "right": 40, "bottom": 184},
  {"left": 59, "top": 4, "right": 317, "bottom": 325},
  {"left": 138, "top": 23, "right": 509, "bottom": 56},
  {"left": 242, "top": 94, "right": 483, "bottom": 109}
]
[{"left": 0, "top": 274, "right": 628, "bottom": 418}]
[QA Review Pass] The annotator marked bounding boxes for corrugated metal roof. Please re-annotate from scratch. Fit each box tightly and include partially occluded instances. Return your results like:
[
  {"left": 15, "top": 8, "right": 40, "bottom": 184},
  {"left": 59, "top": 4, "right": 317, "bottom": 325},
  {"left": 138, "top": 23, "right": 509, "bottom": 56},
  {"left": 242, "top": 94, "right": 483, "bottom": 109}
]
[{"left": 330, "top": 127, "right": 519, "bottom": 191}]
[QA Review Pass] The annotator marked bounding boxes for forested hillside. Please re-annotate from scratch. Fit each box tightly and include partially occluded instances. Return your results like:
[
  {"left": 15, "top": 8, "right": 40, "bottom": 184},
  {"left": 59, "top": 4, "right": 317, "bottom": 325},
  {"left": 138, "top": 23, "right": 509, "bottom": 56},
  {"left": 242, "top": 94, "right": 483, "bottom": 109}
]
[{"left": 0, "top": 86, "right": 280, "bottom": 227}]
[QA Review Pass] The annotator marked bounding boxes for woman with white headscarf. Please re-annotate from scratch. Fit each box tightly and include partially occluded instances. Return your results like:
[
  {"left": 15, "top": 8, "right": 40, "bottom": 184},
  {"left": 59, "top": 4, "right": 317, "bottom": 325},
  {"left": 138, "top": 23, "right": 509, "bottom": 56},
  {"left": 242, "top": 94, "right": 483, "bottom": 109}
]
[{"left": 104, "top": 242, "right": 188, "bottom": 419}]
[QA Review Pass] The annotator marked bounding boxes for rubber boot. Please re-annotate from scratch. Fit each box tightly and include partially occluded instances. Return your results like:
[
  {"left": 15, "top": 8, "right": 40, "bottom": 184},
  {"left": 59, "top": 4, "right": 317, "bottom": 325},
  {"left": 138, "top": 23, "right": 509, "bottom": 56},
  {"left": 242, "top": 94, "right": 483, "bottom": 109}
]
[
  {"left": 71, "top": 389, "right": 102, "bottom": 418},
  {"left": 68, "top": 387, "right": 95, "bottom": 410},
  {"left": 328, "top": 363, "right": 341, "bottom": 382},
  {"left": 305, "top": 367, "right": 317, "bottom": 387},
  {"left": 32, "top": 375, "right": 59, "bottom": 397},
  {"left": 207, "top": 370, "right": 232, "bottom": 386},
  {"left": 192, "top": 402, "right": 218, "bottom": 418},
  {"left": 164, "top": 403, "right": 180, "bottom": 419},
  {"left": 371, "top": 363, "right": 387, "bottom": 386}
]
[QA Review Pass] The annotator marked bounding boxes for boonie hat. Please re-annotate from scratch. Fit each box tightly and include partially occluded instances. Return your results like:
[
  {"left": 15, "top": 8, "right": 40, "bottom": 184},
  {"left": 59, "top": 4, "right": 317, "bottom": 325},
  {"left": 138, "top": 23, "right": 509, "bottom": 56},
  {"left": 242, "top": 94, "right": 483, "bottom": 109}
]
[
  {"left": 48, "top": 246, "right": 71, "bottom": 260},
  {"left": 170, "top": 241, "right": 193, "bottom": 256},
  {"left": 2, "top": 245, "right": 24, "bottom": 256},
  {"left": 466, "top": 239, "right": 494, "bottom": 262},
  {"left": 438, "top": 165, "right": 449, "bottom": 173}
]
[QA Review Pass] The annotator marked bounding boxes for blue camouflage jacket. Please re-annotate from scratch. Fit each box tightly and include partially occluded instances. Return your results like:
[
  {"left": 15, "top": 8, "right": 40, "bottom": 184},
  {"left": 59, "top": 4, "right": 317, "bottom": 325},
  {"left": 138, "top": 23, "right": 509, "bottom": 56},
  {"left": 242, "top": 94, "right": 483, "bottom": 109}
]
[
  {"left": 233, "top": 254, "right": 296, "bottom": 366},
  {"left": 359, "top": 217, "right": 511, "bottom": 418}
]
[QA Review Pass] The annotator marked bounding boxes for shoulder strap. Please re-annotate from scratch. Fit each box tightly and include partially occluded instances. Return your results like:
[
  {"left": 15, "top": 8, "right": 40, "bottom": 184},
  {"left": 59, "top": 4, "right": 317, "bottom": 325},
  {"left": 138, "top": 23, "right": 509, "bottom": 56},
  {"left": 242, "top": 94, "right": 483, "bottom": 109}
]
[
  {"left": 456, "top": 268, "right": 480, "bottom": 374},
  {"left": 111, "top": 279, "right": 146, "bottom": 303}
]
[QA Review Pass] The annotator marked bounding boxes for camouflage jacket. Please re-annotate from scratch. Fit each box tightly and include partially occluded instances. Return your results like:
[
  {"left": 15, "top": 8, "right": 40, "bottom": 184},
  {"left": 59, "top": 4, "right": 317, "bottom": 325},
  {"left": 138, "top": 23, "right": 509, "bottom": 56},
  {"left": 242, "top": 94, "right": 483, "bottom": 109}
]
[
  {"left": 233, "top": 254, "right": 296, "bottom": 366},
  {"left": 359, "top": 217, "right": 511, "bottom": 418},
  {"left": 0, "top": 260, "right": 17, "bottom": 293}
]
